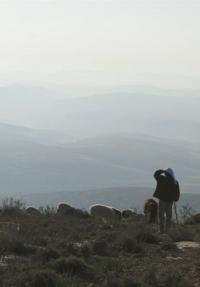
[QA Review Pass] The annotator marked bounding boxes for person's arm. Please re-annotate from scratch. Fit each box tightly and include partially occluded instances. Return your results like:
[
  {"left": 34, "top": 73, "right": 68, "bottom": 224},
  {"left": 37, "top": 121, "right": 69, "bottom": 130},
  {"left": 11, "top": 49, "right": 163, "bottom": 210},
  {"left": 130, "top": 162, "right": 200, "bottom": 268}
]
[{"left": 154, "top": 169, "right": 164, "bottom": 181}]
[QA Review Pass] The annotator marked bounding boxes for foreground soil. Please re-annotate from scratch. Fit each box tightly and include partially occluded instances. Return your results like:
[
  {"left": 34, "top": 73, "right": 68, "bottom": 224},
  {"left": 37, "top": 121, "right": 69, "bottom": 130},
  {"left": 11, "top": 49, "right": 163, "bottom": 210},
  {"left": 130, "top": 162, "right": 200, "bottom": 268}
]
[{"left": 0, "top": 213, "right": 200, "bottom": 287}]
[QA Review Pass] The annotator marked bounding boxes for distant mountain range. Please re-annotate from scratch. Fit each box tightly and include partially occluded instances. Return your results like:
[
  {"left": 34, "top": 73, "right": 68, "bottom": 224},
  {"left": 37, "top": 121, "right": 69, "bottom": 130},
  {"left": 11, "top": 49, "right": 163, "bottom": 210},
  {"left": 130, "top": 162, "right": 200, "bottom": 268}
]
[
  {"left": 0, "top": 84, "right": 200, "bottom": 142},
  {"left": 0, "top": 122, "right": 199, "bottom": 195},
  {"left": 0, "top": 84, "right": 200, "bottom": 201}
]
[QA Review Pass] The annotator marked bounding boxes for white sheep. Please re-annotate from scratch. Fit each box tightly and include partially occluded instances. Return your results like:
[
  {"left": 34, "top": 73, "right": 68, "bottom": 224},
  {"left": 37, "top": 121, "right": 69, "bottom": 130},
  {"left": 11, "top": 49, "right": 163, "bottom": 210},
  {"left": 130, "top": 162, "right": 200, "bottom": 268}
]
[{"left": 89, "top": 204, "right": 121, "bottom": 222}]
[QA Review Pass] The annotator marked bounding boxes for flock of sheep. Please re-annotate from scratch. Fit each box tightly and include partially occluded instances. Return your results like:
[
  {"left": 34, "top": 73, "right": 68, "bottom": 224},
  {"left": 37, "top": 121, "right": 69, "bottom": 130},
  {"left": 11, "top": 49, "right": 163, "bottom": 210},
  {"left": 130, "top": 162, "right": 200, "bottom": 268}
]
[
  {"left": 24, "top": 198, "right": 158, "bottom": 223},
  {"left": 90, "top": 198, "right": 158, "bottom": 223}
]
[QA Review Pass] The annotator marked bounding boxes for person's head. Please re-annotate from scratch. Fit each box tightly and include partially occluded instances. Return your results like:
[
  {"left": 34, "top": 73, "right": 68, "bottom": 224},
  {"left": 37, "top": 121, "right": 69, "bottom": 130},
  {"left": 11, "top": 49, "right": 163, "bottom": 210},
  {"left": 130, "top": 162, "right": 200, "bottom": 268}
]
[{"left": 165, "top": 168, "right": 177, "bottom": 183}]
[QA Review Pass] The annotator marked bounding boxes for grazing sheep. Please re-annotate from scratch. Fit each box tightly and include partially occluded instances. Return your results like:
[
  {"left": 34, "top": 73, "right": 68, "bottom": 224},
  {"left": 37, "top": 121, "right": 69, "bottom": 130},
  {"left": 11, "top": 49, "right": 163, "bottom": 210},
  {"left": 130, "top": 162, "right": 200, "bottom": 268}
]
[
  {"left": 56, "top": 203, "right": 89, "bottom": 218},
  {"left": 90, "top": 204, "right": 121, "bottom": 222},
  {"left": 144, "top": 198, "right": 158, "bottom": 223},
  {"left": 122, "top": 209, "right": 137, "bottom": 218},
  {"left": 57, "top": 203, "right": 75, "bottom": 216},
  {"left": 25, "top": 207, "right": 41, "bottom": 216}
]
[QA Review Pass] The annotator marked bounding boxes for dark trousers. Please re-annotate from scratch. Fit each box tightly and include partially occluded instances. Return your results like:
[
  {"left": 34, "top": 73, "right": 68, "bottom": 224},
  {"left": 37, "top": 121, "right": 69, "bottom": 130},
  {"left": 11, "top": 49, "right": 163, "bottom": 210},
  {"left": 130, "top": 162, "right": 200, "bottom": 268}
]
[{"left": 159, "top": 200, "right": 173, "bottom": 233}]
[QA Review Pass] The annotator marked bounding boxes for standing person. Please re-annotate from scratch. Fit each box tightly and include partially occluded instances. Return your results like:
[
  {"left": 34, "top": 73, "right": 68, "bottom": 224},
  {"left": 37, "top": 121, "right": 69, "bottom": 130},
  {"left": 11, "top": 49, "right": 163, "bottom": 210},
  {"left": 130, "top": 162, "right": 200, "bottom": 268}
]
[{"left": 153, "top": 168, "right": 180, "bottom": 233}]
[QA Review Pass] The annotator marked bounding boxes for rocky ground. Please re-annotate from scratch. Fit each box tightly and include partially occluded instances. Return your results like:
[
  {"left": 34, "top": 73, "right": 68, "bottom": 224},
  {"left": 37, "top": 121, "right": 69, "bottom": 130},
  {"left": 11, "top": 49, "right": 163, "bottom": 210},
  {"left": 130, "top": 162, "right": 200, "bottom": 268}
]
[{"left": 0, "top": 206, "right": 200, "bottom": 287}]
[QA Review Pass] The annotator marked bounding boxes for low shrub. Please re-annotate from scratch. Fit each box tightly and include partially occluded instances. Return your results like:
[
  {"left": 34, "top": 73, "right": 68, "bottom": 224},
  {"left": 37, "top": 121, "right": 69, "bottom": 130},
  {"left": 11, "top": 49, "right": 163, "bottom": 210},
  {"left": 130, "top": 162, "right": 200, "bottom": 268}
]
[
  {"left": 168, "top": 226, "right": 194, "bottom": 242},
  {"left": 123, "top": 277, "right": 142, "bottom": 287},
  {"left": 34, "top": 237, "right": 48, "bottom": 247},
  {"left": 93, "top": 239, "right": 108, "bottom": 256},
  {"left": 122, "top": 237, "right": 144, "bottom": 254},
  {"left": 52, "top": 256, "right": 93, "bottom": 279},
  {"left": 66, "top": 242, "right": 79, "bottom": 256},
  {"left": 41, "top": 247, "right": 60, "bottom": 263},
  {"left": 23, "top": 270, "right": 60, "bottom": 287},
  {"left": 75, "top": 209, "right": 90, "bottom": 219},
  {"left": 98, "top": 257, "right": 124, "bottom": 274},
  {"left": 0, "top": 235, "right": 36, "bottom": 256},
  {"left": 160, "top": 238, "right": 178, "bottom": 251},
  {"left": 80, "top": 242, "right": 91, "bottom": 258},
  {"left": 179, "top": 204, "right": 196, "bottom": 223},
  {"left": 103, "top": 271, "right": 124, "bottom": 287},
  {"left": 0, "top": 197, "right": 25, "bottom": 217},
  {"left": 11, "top": 240, "right": 36, "bottom": 256},
  {"left": 39, "top": 205, "right": 57, "bottom": 216},
  {"left": 136, "top": 230, "right": 159, "bottom": 244},
  {"left": 142, "top": 264, "right": 188, "bottom": 287}
]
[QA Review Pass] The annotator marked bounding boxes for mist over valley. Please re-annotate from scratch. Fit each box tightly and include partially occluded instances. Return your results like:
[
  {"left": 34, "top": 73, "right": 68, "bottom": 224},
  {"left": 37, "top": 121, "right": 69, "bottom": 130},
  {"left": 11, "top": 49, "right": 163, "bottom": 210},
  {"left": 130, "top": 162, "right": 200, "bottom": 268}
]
[{"left": 0, "top": 85, "right": 200, "bottom": 209}]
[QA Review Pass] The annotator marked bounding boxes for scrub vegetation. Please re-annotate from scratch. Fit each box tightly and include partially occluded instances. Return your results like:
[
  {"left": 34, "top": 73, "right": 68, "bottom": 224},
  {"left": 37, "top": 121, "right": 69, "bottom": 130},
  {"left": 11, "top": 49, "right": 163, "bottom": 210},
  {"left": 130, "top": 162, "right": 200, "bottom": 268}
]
[{"left": 0, "top": 199, "right": 199, "bottom": 287}]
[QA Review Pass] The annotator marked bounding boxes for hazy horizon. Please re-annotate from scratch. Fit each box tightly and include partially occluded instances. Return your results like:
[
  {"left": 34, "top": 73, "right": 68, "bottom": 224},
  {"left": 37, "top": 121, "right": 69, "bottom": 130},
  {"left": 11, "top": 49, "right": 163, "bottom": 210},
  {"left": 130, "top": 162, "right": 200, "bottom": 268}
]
[
  {"left": 0, "top": 0, "right": 200, "bottom": 204},
  {"left": 0, "top": 0, "right": 200, "bottom": 88},
  {"left": 0, "top": 84, "right": 199, "bottom": 196}
]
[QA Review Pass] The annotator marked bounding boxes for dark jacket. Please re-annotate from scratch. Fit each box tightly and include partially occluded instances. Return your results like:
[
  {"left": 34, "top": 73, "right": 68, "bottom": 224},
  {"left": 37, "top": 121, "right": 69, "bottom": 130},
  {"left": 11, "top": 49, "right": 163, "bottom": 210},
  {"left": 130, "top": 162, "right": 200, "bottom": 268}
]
[{"left": 153, "top": 170, "right": 180, "bottom": 203}]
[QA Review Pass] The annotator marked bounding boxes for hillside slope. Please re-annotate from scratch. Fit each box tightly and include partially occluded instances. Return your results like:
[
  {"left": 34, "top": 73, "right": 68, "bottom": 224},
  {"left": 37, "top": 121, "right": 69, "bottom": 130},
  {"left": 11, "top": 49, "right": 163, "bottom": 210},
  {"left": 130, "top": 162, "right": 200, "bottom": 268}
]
[{"left": 0, "top": 126, "right": 200, "bottom": 194}]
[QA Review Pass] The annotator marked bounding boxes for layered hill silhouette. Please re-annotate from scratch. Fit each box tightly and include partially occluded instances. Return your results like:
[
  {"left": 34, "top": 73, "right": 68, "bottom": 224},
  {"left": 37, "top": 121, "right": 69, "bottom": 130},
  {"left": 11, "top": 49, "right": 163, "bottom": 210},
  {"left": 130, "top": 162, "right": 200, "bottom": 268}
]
[
  {"left": 0, "top": 85, "right": 200, "bottom": 205},
  {"left": 0, "top": 85, "right": 200, "bottom": 142},
  {"left": 0, "top": 122, "right": 200, "bottom": 196}
]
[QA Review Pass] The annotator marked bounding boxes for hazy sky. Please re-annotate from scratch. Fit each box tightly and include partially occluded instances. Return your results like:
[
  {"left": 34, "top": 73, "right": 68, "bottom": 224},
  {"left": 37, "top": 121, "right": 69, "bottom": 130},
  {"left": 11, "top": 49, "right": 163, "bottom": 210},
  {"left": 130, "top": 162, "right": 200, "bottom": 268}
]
[{"left": 0, "top": 0, "right": 200, "bottom": 88}]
